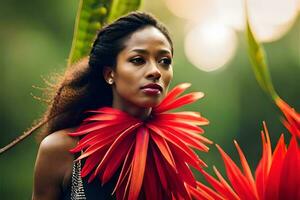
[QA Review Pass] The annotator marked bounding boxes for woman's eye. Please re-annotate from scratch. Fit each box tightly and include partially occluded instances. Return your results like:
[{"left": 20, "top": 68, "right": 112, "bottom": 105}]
[
  {"left": 159, "top": 58, "right": 172, "bottom": 66},
  {"left": 130, "top": 57, "right": 145, "bottom": 65}
]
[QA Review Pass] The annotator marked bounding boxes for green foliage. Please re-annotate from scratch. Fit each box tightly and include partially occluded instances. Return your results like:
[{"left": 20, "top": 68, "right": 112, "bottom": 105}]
[
  {"left": 68, "top": 0, "right": 142, "bottom": 66},
  {"left": 246, "top": 12, "right": 279, "bottom": 100},
  {"left": 107, "top": 0, "right": 142, "bottom": 23}
]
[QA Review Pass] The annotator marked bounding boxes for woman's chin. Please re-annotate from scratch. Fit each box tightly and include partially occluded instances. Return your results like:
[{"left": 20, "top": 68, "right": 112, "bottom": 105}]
[{"left": 138, "top": 99, "right": 162, "bottom": 108}]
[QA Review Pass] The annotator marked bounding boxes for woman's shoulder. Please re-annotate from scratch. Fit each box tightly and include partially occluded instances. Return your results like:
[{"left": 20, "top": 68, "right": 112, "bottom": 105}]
[
  {"left": 33, "top": 127, "right": 79, "bottom": 198},
  {"left": 35, "top": 128, "right": 79, "bottom": 185},
  {"left": 39, "top": 127, "right": 79, "bottom": 154}
]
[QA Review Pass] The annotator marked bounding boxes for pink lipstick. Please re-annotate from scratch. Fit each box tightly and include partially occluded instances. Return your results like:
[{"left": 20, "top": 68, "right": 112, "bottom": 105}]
[{"left": 141, "top": 83, "right": 162, "bottom": 95}]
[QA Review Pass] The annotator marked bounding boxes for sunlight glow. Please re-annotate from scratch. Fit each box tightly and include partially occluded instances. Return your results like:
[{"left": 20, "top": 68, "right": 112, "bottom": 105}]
[
  {"left": 247, "top": 0, "right": 299, "bottom": 42},
  {"left": 215, "top": 0, "right": 245, "bottom": 30},
  {"left": 163, "top": 0, "right": 216, "bottom": 22},
  {"left": 184, "top": 22, "right": 238, "bottom": 72},
  {"left": 165, "top": 0, "right": 299, "bottom": 42}
]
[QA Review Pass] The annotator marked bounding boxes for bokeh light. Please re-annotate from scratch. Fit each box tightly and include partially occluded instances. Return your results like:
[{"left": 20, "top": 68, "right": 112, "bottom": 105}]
[
  {"left": 247, "top": 0, "right": 299, "bottom": 42},
  {"left": 165, "top": 0, "right": 300, "bottom": 72},
  {"left": 184, "top": 21, "right": 238, "bottom": 72},
  {"left": 215, "top": 0, "right": 245, "bottom": 31},
  {"left": 163, "top": 0, "right": 217, "bottom": 22},
  {"left": 165, "top": 0, "right": 300, "bottom": 42}
]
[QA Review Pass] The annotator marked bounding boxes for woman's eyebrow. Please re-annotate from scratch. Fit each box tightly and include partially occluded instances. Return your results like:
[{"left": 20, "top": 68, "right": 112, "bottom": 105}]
[
  {"left": 129, "top": 48, "right": 172, "bottom": 55},
  {"left": 129, "top": 49, "right": 148, "bottom": 54}
]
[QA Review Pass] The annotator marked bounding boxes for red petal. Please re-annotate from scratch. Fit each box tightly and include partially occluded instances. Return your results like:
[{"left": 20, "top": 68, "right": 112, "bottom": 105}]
[
  {"left": 156, "top": 112, "right": 209, "bottom": 126},
  {"left": 216, "top": 144, "right": 257, "bottom": 200},
  {"left": 276, "top": 98, "right": 300, "bottom": 138},
  {"left": 155, "top": 92, "right": 204, "bottom": 113},
  {"left": 148, "top": 124, "right": 206, "bottom": 169},
  {"left": 143, "top": 149, "right": 165, "bottom": 200},
  {"left": 151, "top": 132, "right": 177, "bottom": 170},
  {"left": 278, "top": 136, "right": 300, "bottom": 200},
  {"left": 157, "top": 125, "right": 210, "bottom": 152},
  {"left": 155, "top": 83, "right": 191, "bottom": 111},
  {"left": 113, "top": 142, "right": 135, "bottom": 195},
  {"left": 101, "top": 139, "right": 135, "bottom": 185},
  {"left": 83, "top": 110, "right": 138, "bottom": 122},
  {"left": 81, "top": 148, "right": 106, "bottom": 178},
  {"left": 94, "top": 123, "right": 142, "bottom": 176},
  {"left": 234, "top": 140, "right": 257, "bottom": 198},
  {"left": 76, "top": 141, "right": 111, "bottom": 161},
  {"left": 83, "top": 113, "right": 119, "bottom": 122},
  {"left": 88, "top": 107, "right": 129, "bottom": 115},
  {"left": 164, "top": 162, "right": 192, "bottom": 200},
  {"left": 68, "top": 123, "right": 113, "bottom": 136},
  {"left": 200, "top": 169, "right": 238, "bottom": 200},
  {"left": 128, "top": 126, "right": 149, "bottom": 200},
  {"left": 255, "top": 123, "right": 272, "bottom": 199},
  {"left": 154, "top": 119, "right": 206, "bottom": 134},
  {"left": 158, "top": 120, "right": 211, "bottom": 144},
  {"left": 68, "top": 119, "right": 129, "bottom": 136},
  {"left": 151, "top": 143, "right": 169, "bottom": 191},
  {"left": 212, "top": 167, "right": 240, "bottom": 200},
  {"left": 189, "top": 181, "right": 224, "bottom": 200},
  {"left": 265, "top": 134, "right": 287, "bottom": 200},
  {"left": 187, "top": 185, "right": 212, "bottom": 200},
  {"left": 172, "top": 149, "right": 197, "bottom": 187},
  {"left": 69, "top": 123, "right": 130, "bottom": 153}
]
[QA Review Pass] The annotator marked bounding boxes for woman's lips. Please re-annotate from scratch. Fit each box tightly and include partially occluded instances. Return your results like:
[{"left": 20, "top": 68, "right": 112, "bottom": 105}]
[
  {"left": 141, "top": 83, "right": 163, "bottom": 95},
  {"left": 141, "top": 88, "right": 161, "bottom": 95}
]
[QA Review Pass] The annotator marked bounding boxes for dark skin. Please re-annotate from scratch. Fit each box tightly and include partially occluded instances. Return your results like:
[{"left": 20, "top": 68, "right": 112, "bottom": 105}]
[
  {"left": 33, "top": 128, "right": 78, "bottom": 200},
  {"left": 32, "top": 26, "right": 173, "bottom": 199}
]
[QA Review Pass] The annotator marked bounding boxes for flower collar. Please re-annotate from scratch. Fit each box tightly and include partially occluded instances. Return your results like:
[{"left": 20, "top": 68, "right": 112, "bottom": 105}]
[{"left": 69, "top": 83, "right": 211, "bottom": 200}]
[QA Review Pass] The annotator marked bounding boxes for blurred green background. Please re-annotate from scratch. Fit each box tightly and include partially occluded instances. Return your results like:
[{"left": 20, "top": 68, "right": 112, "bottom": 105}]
[{"left": 0, "top": 0, "right": 299, "bottom": 199}]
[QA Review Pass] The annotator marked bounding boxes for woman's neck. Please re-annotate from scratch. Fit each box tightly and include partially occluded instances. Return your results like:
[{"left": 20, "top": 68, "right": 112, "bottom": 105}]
[{"left": 112, "top": 99, "right": 152, "bottom": 121}]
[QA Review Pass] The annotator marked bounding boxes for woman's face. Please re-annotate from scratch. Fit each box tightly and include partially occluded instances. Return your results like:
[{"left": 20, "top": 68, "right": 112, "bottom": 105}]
[{"left": 107, "top": 26, "right": 173, "bottom": 109}]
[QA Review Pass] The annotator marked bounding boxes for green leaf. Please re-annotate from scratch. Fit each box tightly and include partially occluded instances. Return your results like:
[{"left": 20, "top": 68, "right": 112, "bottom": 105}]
[
  {"left": 68, "top": 0, "right": 111, "bottom": 66},
  {"left": 107, "top": 0, "right": 142, "bottom": 23},
  {"left": 245, "top": 9, "right": 278, "bottom": 100},
  {"left": 68, "top": 0, "right": 142, "bottom": 67}
]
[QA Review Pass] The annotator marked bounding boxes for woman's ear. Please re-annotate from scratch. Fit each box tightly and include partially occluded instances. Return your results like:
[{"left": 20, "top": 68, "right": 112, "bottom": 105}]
[{"left": 103, "top": 67, "right": 114, "bottom": 85}]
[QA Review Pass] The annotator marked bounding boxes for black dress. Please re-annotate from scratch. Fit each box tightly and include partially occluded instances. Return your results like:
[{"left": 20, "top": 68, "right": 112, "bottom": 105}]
[{"left": 63, "top": 159, "right": 118, "bottom": 200}]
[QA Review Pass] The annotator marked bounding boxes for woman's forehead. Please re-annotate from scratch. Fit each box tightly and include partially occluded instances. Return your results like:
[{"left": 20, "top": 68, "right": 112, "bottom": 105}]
[{"left": 122, "top": 26, "right": 172, "bottom": 53}]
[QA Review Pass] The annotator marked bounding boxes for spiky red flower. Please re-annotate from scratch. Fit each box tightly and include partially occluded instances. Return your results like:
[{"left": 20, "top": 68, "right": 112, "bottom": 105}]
[
  {"left": 275, "top": 97, "right": 300, "bottom": 139},
  {"left": 192, "top": 122, "right": 300, "bottom": 200},
  {"left": 68, "top": 83, "right": 211, "bottom": 200}
]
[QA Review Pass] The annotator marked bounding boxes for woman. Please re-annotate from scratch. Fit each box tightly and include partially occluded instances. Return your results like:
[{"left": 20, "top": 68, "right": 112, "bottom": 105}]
[{"left": 32, "top": 11, "right": 174, "bottom": 199}]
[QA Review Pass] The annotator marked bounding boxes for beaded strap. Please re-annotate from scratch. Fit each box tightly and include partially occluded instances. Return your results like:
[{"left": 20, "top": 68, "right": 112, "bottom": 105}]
[{"left": 71, "top": 160, "right": 87, "bottom": 200}]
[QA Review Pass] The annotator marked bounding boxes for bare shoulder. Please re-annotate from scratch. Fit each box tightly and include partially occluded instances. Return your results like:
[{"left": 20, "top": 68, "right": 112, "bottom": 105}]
[
  {"left": 32, "top": 127, "right": 79, "bottom": 199},
  {"left": 36, "top": 127, "right": 79, "bottom": 181},
  {"left": 39, "top": 127, "right": 78, "bottom": 154}
]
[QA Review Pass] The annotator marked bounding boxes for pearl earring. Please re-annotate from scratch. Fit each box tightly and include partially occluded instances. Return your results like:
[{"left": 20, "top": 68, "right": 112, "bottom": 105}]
[{"left": 108, "top": 79, "right": 113, "bottom": 84}]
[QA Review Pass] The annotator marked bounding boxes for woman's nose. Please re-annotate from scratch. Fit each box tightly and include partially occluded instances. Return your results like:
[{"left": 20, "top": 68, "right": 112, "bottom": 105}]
[{"left": 146, "top": 63, "right": 162, "bottom": 80}]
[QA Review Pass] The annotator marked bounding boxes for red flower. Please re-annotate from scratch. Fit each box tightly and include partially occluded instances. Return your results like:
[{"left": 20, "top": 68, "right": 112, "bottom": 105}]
[
  {"left": 68, "top": 83, "right": 211, "bottom": 200},
  {"left": 192, "top": 122, "right": 300, "bottom": 200},
  {"left": 275, "top": 97, "right": 300, "bottom": 139}
]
